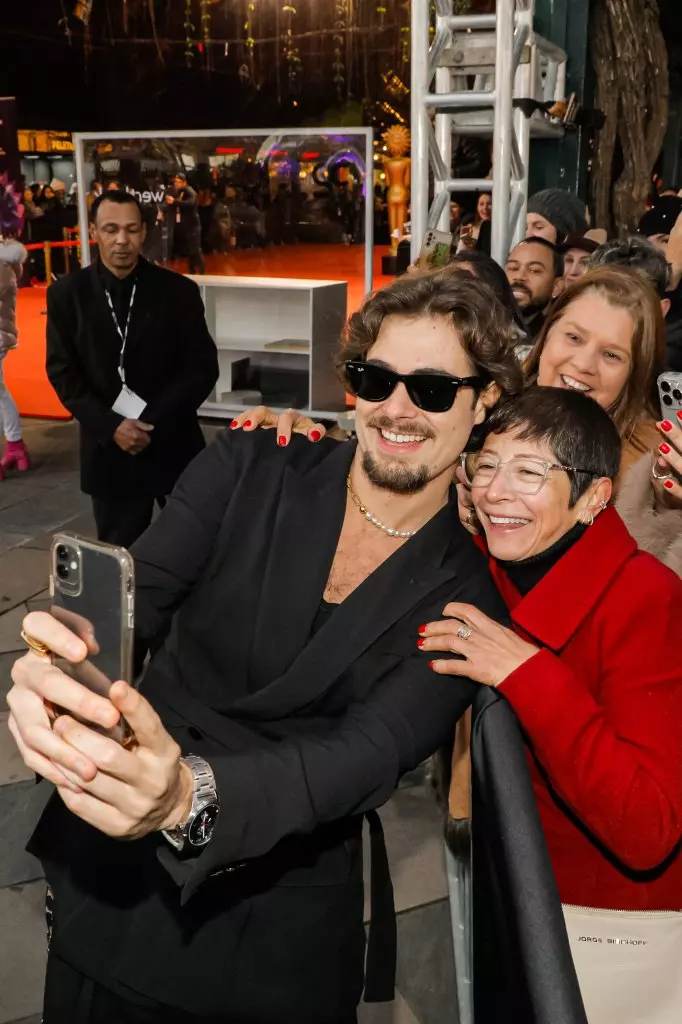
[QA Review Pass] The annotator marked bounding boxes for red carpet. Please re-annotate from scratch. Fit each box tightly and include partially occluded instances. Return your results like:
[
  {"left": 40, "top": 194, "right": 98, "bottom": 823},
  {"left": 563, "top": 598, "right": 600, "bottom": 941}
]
[{"left": 11, "top": 244, "right": 392, "bottom": 420}]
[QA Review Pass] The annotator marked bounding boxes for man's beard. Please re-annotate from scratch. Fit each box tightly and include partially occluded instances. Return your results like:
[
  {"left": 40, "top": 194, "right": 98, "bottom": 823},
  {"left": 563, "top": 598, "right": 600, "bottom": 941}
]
[
  {"left": 361, "top": 450, "right": 430, "bottom": 494},
  {"left": 511, "top": 283, "right": 551, "bottom": 316}
]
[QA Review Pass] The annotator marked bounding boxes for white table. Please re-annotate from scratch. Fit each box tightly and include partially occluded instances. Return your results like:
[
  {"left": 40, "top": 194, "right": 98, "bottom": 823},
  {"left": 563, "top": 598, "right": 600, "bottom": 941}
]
[{"left": 187, "top": 275, "right": 349, "bottom": 420}]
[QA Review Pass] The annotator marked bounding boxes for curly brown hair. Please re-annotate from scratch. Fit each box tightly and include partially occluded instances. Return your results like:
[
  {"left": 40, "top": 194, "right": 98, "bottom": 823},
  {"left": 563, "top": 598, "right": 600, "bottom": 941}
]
[{"left": 339, "top": 269, "right": 525, "bottom": 398}]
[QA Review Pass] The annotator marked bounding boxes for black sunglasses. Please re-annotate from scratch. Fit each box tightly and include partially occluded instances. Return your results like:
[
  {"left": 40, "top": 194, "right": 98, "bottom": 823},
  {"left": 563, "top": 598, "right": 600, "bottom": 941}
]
[{"left": 344, "top": 360, "right": 485, "bottom": 413}]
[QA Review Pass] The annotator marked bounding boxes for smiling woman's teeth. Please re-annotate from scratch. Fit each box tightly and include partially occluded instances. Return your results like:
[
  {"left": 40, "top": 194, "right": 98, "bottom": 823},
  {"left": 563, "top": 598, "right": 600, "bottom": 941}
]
[
  {"left": 488, "top": 515, "right": 530, "bottom": 525},
  {"left": 380, "top": 429, "right": 426, "bottom": 444},
  {"left": 561, "top": 375, "right": 592, "bottom": 393}
]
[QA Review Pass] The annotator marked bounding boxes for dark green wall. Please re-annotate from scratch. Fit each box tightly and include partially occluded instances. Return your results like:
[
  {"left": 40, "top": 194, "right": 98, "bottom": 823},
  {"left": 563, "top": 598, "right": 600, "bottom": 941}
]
[{"left": 528, "top": 0, "right": 592, "bottom": 200}]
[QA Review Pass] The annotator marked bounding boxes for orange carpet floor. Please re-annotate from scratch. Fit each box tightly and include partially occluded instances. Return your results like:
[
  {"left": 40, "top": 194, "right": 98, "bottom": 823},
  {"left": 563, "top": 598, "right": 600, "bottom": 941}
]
[{"left": 10, "top": 244, "right": 392, "bottom": 420}]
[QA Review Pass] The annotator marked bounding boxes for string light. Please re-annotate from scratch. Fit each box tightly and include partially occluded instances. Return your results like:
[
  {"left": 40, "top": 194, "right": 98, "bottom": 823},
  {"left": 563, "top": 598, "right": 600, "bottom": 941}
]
[
  {"left": 243, "top": 0, "right": 256, "bottom": 82},
  {"left": 333, "top": 0, "right": 348, "bottom": 103},
  {"left": 401, "top": 0, "right": 411, "bottom": 65},
  {"left": 200, "top": 0, "right": 211, "bottom": 50},
  {"left": 281, "top": 3, "right": 302, "bottom": 90},
  {"left": 184, "top": 0, "right": 195, "bottom": 67}
]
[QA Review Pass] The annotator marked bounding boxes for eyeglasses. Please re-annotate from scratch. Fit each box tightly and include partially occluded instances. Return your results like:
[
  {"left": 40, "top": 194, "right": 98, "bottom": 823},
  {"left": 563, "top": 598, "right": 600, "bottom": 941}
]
[
  {"left": 460, "top": 452, "right": 592, "bottom": 496},
  {"left": 344, "top": 361, "right": 485, "bottom": 414}
]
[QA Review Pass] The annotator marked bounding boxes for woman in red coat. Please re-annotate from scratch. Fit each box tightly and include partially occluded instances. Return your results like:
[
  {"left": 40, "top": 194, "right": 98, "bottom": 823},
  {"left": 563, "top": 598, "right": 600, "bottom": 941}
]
[{"left": 419, "top": 385, "right": 682, "bottom": 915}]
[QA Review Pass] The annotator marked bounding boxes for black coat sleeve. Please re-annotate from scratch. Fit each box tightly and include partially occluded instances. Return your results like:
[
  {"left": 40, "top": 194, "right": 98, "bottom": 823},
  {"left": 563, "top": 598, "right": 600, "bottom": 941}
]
[
  {"left": 139, "top": 280, "right": 218, "bottom": 426},
  {"left": 162, "top": 650, "right": 485, "bottom": 899},
  {"left": 45, "top": 285, "right": 123, "bottom": 442}
]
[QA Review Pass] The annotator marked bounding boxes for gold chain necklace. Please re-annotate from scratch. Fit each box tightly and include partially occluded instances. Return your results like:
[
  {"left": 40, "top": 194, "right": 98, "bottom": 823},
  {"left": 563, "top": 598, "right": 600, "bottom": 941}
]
[{"left": 346, "top": 474, "right": 417, "bottom": 539}]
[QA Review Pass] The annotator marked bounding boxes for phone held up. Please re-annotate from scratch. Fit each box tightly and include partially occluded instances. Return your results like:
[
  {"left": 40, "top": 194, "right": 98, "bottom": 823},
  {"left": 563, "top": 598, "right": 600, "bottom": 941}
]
[
  {"left": 418, "top": 229, "right": 454, "bottom": 271},
  {"left": 658, "top": 372, "right": 682, "bottom": 419},
  {"left": 49, "top": 533, "right": 135, "bottom": 746},
  {"left": 657, "top": 372, "right": 682, "bottom": 484}
]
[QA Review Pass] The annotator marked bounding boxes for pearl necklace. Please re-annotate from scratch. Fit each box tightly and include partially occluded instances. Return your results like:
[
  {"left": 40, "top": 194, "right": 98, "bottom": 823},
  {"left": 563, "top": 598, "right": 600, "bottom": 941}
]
[{"left": 346, "top": 475, "right": 417, "bottom": 539}]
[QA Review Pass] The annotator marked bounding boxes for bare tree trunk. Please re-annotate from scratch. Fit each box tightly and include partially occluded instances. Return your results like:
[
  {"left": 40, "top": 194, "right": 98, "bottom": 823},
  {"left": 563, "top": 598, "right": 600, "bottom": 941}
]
[
  {"left": 608, "top": 0, "right": 652, "bottom": 232},
  {"left": 590, "top": 0, "right": 668, "bottom": 235},
  {"left": 642, "top": 0, "right": 670, "bottom": 171},
  {"left": 590, "top": 0, "right": 619, "bottom": 235}
]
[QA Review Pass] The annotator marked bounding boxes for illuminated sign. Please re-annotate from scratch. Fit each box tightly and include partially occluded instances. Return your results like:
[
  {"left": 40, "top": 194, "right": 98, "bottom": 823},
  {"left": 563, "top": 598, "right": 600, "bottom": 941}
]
[{"left": 18, "top": 130, "right": 75, "bottom": 154}]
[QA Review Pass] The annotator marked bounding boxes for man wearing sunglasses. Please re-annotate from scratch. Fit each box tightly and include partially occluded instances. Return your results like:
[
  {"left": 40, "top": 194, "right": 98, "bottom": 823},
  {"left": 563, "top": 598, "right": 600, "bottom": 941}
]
[{"left": 9, "top": 272, "right": 582, "bottom": 1024}]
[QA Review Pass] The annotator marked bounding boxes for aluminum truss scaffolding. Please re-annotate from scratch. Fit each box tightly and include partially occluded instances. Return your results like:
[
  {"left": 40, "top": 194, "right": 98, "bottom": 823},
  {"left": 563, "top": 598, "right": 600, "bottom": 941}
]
[{"left": 410, "top": 0, "right": 567, "bottom": 266}]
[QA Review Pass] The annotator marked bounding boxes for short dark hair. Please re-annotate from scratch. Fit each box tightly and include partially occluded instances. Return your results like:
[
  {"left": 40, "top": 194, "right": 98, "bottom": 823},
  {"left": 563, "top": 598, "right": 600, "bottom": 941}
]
[
  {"left": 340, "top": 270, "right": 525, "bottom": 398},
  {"left": 445, "top": 250, "right": 526, "bottom": 333},
  {"left": 483, "top": 385, "right": 621, "bottom": 505},
  {"left": 587, "top": 236, "right": 670, "bottom": 297},
  {"left": 509, "top": 236, "right": 564, "bottom": 278},
  {"left": 90, "top": 189, "right": 144, "bottom": 224}
]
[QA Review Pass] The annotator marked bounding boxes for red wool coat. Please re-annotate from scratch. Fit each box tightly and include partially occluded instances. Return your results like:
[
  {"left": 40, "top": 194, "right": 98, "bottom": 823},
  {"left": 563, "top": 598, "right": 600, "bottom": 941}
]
[{"left": 487, "top": 506, "right": 682, "bottom": 911}]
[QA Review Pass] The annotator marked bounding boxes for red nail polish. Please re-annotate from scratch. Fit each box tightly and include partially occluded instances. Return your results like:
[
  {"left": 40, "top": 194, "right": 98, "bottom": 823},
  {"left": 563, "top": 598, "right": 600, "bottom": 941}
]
[
  {"left": 428, "top": 661, "right": 437, "bottom": 669},
  {"left": 310, "top": 430, "right": 321, "bottom": 442},
  {"left": 230, "top": 419, "right": 239, "bottom": 429},
  {"left": 661, "top": 420, "right": 673, "bottom": 432},
  {"left": 678, "top": 410, "right": 682, "bottom": 420},
  {"left": 659, "top": 442, "right": 671, "bottom": 454},
  {"left": 664, "top": 480, "right": 674, "bottom": 489},
  {"left": 278, "top": 435, "right": 287, "bottom": 447},
  {"left": 418, "top": 624, "right": 427, "bottom": 634},
  {"left": 417, "top": 638, "right": 425, "bottom": 647},
  {"left": 243, "top": 420, "right": 252, "bottom": 428}
]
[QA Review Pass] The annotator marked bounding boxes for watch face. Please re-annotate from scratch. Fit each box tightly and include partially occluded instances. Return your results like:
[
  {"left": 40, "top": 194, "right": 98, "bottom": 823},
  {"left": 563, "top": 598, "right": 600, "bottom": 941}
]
[{"left": 188, "top": 804, "right": 220, "bottom": 848}]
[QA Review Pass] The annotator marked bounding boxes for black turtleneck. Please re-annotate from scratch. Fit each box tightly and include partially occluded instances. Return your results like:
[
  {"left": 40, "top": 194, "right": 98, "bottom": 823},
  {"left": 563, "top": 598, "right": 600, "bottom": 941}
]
[
  {"left": 497, "top": 521, "right": 587, "bottom": 597},
  {"left": 99, "top": 260, "right": 139, "bottom": 324},
  {"left": 522, "top": 307, "right": 547, "bottom": 341}
]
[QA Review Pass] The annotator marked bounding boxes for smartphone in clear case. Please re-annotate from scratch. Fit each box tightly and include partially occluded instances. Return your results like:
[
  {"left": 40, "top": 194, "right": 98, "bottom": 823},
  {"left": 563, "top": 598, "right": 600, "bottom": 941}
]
[{"left": 49, "top": 533, "right": 135, "bottom": 745}]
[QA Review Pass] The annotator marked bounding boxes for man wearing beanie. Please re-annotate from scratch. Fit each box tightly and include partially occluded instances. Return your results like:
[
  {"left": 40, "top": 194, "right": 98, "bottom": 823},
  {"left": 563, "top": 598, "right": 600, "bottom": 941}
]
[{"left": 526, "top": 188, "right": 588, "bottom": 245}]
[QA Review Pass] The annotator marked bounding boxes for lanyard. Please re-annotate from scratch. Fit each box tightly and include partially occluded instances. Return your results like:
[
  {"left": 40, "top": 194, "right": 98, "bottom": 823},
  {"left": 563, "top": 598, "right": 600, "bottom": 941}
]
[{"left": 104, "top": 282, "right": 137, "bottom": 385}]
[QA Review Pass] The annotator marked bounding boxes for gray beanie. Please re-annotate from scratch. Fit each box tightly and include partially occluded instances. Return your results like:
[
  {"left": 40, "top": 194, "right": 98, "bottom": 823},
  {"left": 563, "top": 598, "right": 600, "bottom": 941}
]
[{"left": 527, "top": 188, "right": 588, "bottom": 242}]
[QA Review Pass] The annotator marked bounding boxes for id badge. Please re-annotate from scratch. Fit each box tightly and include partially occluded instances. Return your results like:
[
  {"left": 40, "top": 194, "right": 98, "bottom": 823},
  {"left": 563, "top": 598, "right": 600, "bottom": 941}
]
[{"left": 112, "top": 385, "right": 147, "bottom": 419}]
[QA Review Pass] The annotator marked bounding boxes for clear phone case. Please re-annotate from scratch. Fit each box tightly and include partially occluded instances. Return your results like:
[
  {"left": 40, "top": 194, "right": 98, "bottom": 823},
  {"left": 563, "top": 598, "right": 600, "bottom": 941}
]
[{"left": 49, "top": 532, "right": 135, "bottom": 745}]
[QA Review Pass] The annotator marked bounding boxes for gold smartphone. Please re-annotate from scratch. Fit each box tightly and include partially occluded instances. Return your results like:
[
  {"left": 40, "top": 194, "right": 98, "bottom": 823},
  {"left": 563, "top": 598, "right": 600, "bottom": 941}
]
[{"left": 49, "top": 533, "right": 135, "bottom": 745}]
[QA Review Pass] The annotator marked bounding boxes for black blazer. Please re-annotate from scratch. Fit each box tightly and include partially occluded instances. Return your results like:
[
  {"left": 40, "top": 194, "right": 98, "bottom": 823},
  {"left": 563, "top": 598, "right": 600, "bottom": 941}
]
[
  {"left": 45, "top": 259, "right": 219, "bottom": 499},
  {"left": 29, "top": 432, "right": 586, "bottom": 1023}
]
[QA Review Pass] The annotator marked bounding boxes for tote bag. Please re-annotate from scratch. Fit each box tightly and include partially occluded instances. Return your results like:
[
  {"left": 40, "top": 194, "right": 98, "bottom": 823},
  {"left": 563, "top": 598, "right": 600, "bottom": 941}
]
[{"left": 563, "top": 904, "right": 682, "bottom": 1023}]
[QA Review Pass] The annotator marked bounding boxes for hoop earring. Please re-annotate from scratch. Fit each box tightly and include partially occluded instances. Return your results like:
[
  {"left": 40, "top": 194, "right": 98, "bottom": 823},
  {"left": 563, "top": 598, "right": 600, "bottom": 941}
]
[{"left": 578, "top": 509, "right": 594, "bottom": 527}]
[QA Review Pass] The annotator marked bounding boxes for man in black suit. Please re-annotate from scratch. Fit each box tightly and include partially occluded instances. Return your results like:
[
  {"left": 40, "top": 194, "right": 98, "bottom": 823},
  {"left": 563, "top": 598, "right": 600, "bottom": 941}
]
[
  {"left": 9, "top": 272, "right": 585, "bottom": 1024},
  {"left": 46, "top": 190, "right": 218, "bottom": 548},
  {"left": 165, "top": 173, "right": 205, "bottom": 274}
]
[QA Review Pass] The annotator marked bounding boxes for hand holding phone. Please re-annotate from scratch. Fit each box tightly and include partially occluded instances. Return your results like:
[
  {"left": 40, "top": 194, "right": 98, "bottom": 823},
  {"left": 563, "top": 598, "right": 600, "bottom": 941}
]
[
  {"left": 418, "top": 229, "right": 454, "bottom": 270},
  {"left": 8, "top": 610, "right": 191, "bottom": 839},
  {"left": 7, "top": 610, "right": 122, "bottom": 792}
]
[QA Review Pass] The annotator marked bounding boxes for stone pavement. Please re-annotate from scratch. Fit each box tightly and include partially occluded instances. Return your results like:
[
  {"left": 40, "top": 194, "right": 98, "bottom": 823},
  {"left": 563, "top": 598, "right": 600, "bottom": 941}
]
[{"left": 0, "top": 419, "right": 458, "bottom": 1024}]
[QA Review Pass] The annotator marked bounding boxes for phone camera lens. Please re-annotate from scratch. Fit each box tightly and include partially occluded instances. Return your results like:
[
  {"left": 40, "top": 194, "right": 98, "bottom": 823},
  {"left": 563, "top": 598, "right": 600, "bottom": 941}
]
[
  {"left": 56, "top": 564, "right": 70, "bottom": 581},
  {"left": 663, "top": 394, "right": 673, "bottom": 406},
  {"left": 56, "top": 545, "right": 69, "bottom": 560},
  {"left": 673, "top": 390, "right": 682, "bottom": 402},
  {"left": 661, "top": 381, "right": 671, "bottom": 393}
]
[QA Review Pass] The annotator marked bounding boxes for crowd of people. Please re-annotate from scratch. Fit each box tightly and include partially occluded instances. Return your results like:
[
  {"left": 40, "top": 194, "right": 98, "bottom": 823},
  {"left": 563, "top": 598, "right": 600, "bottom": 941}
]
[
  {"left": 2, "top": 179, "right": 682, "bottom": 1024},
  {"left": 85, "top": 161, "right": 368, "bottom": 275},
  {"left": 18, "top": 158, "right": 370, "bottom": 282}
]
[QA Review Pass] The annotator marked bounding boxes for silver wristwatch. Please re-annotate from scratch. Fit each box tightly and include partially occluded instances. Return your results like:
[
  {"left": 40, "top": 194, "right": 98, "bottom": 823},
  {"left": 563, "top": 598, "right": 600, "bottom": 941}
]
[{"left": 162, "top": 755, "right": 220, "bottom": 853}]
